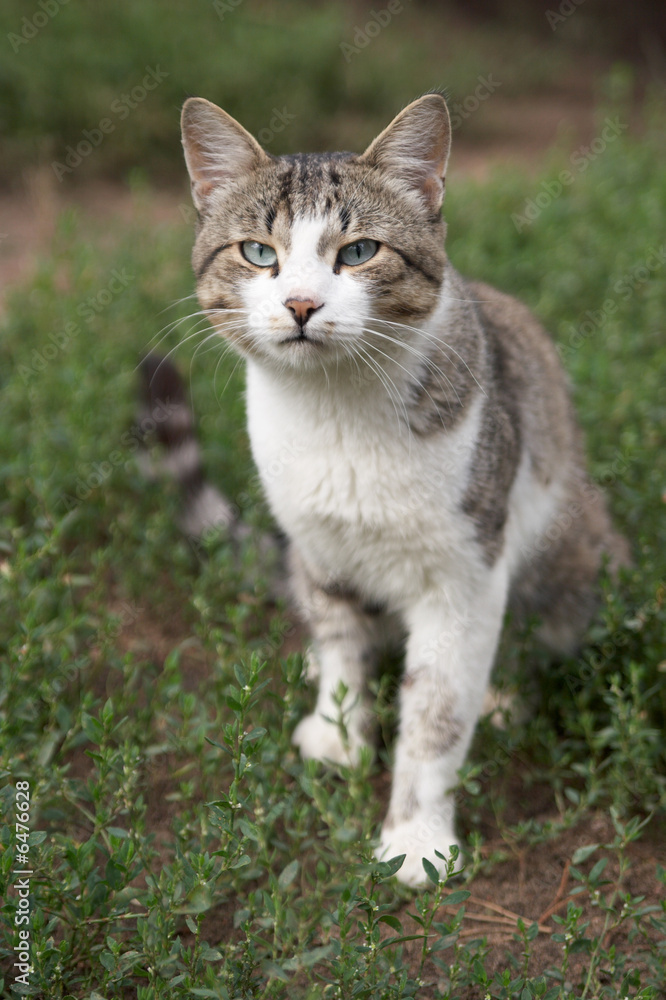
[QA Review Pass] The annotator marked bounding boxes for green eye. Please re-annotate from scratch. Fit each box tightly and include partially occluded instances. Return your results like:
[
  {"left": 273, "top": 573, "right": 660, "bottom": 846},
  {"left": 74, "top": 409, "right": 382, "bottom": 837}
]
[
  {"left": 241, "top": 241, "right": 278, "bottom": 267},
  {"left": 338, "top": 239, "right": 379, "bottom": 267}
]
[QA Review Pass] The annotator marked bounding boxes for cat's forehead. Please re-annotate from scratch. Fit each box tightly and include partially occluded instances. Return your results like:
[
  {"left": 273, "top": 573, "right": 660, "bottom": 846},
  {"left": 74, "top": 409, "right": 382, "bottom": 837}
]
[
  {"left": 203, "top": 148, "right": 394, "bottom": 252},
  {"left": 217, "top": 149, "right": 404, "bottom": 250},
  {"left": 260, "top": 151, "right": 362, "bottom": 217}
]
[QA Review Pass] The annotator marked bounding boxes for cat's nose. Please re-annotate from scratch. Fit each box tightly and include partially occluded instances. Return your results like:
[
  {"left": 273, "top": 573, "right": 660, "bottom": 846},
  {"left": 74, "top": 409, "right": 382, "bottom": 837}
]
[{"left": 284, "top": 297, "right": 323, "bottom": 329}]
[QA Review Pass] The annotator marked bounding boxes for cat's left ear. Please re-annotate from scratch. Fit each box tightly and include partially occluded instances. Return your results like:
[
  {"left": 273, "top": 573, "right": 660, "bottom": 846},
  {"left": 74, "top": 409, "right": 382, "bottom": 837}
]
[
  {"left": 181, "top": 97, "right": 270, "bottom": 212},
  {"left": 360, "top": 94, "right": 451, "bottom": 212}
]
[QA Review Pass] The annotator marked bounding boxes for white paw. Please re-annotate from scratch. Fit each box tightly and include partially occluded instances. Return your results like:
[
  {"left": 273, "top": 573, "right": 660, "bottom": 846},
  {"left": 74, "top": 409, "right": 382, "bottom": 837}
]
[
  {"left": 292, "top": 712, "right": 368, "bottom": 766},
  {"left": 377, "top": 815, "right": 462, "bottom": 887}
]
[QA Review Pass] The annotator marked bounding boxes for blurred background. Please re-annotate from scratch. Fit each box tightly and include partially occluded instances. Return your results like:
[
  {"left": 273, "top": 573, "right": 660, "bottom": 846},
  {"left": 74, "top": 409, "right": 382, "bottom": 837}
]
[
  {"left": 1, "top": 0, "right": 665, "bottom": 174},
  {"left": 0, "top": 0, "right": 664, "bottom": 300}
]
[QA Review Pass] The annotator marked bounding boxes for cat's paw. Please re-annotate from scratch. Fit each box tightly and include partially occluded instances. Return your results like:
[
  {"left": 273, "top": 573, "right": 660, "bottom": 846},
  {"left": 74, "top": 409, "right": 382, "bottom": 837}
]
[
  {"left": 292, "top": 712, "right": 368, "bottom": 766},
  {"left": 377, "top": 815, "right": 462, "bottom": 887}
]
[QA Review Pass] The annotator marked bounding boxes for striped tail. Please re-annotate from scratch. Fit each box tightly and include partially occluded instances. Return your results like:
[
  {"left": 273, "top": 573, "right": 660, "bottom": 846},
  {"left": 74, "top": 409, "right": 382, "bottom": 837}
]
[{"left": 137, "top": 353, "right": 240, "bottom": 541}]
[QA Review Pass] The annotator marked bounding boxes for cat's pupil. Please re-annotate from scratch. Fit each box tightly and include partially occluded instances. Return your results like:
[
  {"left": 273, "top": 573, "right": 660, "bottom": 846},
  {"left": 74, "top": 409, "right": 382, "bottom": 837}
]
[
  {"left": 242, "top": 240, "right": 277, "bottom": 267},
  {"left": 338, "top": 238, "right": 378, "bottom": 267}
]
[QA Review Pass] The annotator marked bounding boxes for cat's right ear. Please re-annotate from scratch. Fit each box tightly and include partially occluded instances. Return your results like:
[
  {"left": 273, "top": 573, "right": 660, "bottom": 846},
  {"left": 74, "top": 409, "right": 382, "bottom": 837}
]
[
  {"left": 181, "top": 98, "right": 269, "bottom": 212},
  {"left": 360, "top": 94, "right": 451, "bottom": 213}
]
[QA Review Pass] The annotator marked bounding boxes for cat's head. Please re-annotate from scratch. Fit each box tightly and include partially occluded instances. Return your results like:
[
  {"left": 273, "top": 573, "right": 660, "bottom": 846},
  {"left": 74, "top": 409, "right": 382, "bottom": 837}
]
[{"left": 181, "top": 94, "right": 451, "bottom": 370}]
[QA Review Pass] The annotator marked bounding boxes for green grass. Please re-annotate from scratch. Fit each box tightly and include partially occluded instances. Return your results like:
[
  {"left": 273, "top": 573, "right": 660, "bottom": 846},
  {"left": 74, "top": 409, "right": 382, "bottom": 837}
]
[{"left": 1, "top": 110, "right": 666, "bottom": 997}]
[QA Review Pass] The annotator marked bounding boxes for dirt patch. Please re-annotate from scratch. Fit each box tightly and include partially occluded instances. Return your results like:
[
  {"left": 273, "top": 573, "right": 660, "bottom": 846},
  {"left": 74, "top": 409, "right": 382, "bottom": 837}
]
[
  {"left": 444, "top": 811, "right": 665, "bottom": 984},
  {"left": 0, "top": 171, "right": 188, "bottom": 317}
]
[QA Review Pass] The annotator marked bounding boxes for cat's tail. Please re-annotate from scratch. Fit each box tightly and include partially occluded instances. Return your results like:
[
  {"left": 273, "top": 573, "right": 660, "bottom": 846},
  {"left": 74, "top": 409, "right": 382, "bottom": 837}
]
[{"left": 136, "top": 353, "right": 240, "bottom": 542}]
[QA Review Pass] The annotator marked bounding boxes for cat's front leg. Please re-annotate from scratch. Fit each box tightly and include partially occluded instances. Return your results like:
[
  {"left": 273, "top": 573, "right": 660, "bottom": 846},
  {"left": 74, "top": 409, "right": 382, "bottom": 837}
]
[
  {"left": 289, "top": 548, "right": 381, "bottom": 765},
  {"left": 379, "top": 565, "right": 509, "bottom": 886}
]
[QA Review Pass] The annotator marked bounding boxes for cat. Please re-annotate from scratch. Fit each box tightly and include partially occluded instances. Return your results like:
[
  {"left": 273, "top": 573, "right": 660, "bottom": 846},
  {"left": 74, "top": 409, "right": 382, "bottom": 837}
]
[{"left": 161, "top": 92, "right": 630, "bottom": 886}]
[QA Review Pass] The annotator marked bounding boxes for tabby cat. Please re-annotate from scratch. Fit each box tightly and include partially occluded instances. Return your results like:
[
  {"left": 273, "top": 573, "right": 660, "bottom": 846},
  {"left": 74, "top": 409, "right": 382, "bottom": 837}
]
[{"left": 171, "top": 93, "right": 628, "bottom": 886}]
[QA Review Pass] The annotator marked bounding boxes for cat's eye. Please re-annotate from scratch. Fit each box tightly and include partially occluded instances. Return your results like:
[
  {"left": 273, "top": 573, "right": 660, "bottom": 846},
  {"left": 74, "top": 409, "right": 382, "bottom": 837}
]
[
  {"left": 337, "top": 239, "right": 379, "bottom": 267},
  {"left": 241, "top": 241, "right": 278, "bottom": 267}
]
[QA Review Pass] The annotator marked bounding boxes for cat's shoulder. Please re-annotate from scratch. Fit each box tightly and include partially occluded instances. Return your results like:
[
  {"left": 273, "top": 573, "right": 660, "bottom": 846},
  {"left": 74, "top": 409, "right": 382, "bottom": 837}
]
[
  {"left": 463, "top": 276, "right": 565, "bottom": 383},
  {"left": 465, "top": 279, "right": 548, "bottom": 339}
]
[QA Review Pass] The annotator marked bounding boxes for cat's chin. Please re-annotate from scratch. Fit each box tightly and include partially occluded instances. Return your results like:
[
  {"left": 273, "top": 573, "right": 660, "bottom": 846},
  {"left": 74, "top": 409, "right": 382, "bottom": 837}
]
[
  {"left": 277, "top": 331, "right": 319, "bottom": 346},
  {"left": 255, "top": 335, "right": 344, "bottom": 371},
  {"left": 276, "top": 337, "right": 327, "bottom": 359}
]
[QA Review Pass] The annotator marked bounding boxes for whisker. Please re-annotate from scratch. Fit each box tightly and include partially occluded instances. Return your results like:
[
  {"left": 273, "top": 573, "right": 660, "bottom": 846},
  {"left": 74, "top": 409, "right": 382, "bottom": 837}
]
[
  {"left": 353, "top": 340, "right": 411, "bottom": 438},
  {"left": 144, "top": 324, "right": 218, "bottom": 381},
  {"left": 136, "top": 321, "right": 212, "bottom": 376},
  {"left": 358, "top": 330, "right": 451, "bottom": 430},
  {"left": 156, "top": 292, "right": 200, "bottom": 316},
  {"left": 190, "top": 329, "right": 226, "bottom": 365},
  {"left": 143, "top": 308, "right": 226, "bottom": 359},
  {"left": 184, "top": 336, "right": 232, "bottom": 416},
  {"left": 216, "top": 353, "right": 245, "bottom": 406},
  {"left": 351, "top": 343, "right": 404, "bottom": 433},
  {"left": 377, "top": 318, "right": 486, "bottom": 396},
  {"left": 362, "top": 326, "right": 462, "bottom": 416},
  {"left": 151, "top": 305, "right": 249, "bottom": 344}
]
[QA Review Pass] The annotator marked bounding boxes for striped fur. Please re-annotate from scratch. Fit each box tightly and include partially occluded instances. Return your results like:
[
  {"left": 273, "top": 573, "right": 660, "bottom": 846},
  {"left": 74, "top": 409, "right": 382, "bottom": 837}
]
[{"left": 137, "top": 354, "right": 239, "bottom": 540}]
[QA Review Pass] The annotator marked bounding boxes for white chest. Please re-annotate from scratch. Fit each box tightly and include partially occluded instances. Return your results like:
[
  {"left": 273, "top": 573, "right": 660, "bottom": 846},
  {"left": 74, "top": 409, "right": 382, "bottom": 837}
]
[{"left": 245, "top": 362, "right": 483, "bottom": 605}]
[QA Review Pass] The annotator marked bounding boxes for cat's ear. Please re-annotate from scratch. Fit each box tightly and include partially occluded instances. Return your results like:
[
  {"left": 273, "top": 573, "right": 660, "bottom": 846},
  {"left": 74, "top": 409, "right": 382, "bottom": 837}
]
[
  {"left": 181, "top": 98, "right": 269, "bottom": 212},
  {"left": 360, "top": 94, "right": 451, "bottom": 212}
]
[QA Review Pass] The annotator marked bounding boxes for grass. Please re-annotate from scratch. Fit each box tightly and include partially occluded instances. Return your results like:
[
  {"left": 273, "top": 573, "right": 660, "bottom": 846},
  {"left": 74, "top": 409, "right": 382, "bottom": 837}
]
[{"left": 1, "top": 104, "right": 666, "bottom": 997}]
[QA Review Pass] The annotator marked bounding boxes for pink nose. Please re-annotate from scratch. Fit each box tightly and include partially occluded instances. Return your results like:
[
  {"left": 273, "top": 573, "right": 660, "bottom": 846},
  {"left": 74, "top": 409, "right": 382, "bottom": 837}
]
[{"left": 284, "top": 297, "right": 322, "bottom": 328}]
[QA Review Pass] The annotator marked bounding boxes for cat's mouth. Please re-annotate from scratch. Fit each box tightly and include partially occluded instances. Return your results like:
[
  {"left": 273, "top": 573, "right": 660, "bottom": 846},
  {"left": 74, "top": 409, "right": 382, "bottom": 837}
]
[{"left": 278, "top": 331, "right": 320, "bottom": 346}]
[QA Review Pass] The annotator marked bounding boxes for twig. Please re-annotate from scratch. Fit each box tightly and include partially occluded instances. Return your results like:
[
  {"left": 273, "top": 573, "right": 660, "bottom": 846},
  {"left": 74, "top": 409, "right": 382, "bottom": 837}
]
[
  {"left": 538, "top": 894, "right": 577, "bottom": 924},
  {"left": 538, "top": 860, "right": 571, "bottom": 925},
  {"left": 458, "top": 926, "right": 513, "bottom": 941},
  {"left": 439, "top": 896, "right": 552, "bottom": 935},
  {"left": 467, "top": 894, "right": 528, "bottom": 922}
]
